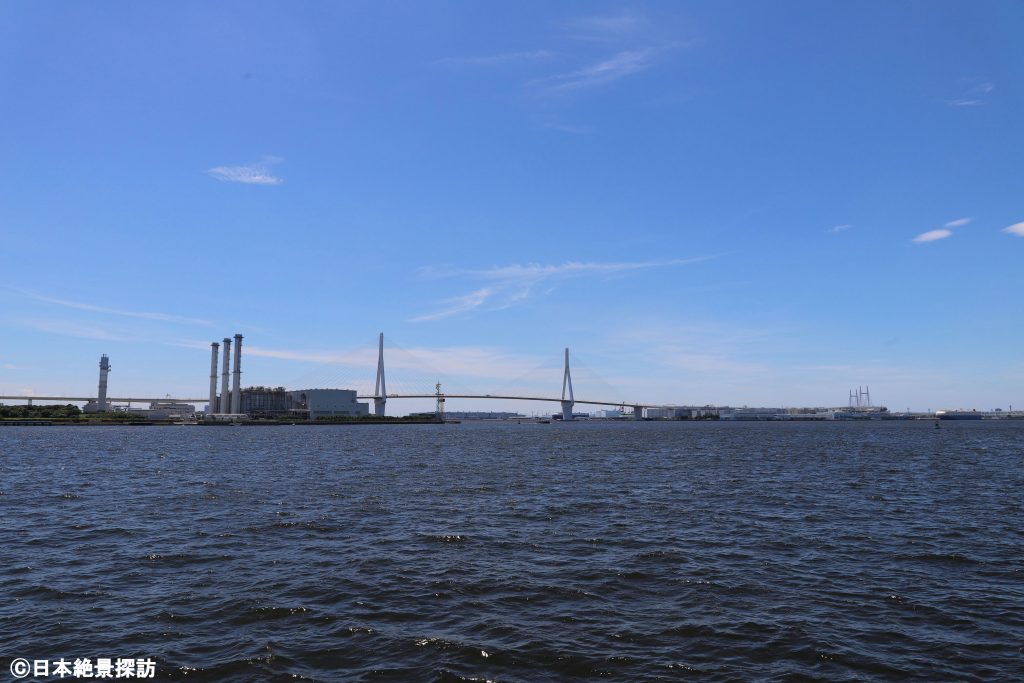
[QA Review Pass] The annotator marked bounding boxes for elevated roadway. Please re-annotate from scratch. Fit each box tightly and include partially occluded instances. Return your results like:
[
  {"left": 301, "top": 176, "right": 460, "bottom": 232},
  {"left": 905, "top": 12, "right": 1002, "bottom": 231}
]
[
  {"left": 0, "top": 395, "right": 209, "bottom": 404},
  {"left": 357, "top": 393, "right": 664, "bottom": 409}
]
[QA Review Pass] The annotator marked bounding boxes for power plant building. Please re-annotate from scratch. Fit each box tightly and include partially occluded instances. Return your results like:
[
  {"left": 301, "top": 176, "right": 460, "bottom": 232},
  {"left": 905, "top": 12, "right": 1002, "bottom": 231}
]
[
  {"left": 240, "top": 387, "right": 293, "bottom": 416},
  {"left": 204, "top": 336, "right": 367, "bottom": 420},
  {"left": 235, "top": 387, "right": 368, "bottom": 420},
  {"left": 292, "top": 389, "right": 368, "bottom": 420}
]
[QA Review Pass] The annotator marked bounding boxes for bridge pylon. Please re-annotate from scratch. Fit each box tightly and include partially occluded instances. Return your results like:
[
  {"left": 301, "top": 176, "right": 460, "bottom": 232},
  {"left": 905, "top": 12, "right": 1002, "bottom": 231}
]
[
  {"left": 374, "top": 332, "right": 387, "bottom": 416},
  {"left": 561, "top": 347, "right": 574, "bottom": 421}
]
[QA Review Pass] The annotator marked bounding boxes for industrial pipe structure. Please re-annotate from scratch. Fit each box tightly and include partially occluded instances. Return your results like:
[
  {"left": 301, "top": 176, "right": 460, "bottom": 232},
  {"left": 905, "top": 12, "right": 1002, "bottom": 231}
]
[
  {"left": 208, "top": 342, "right": 219, "bottom": 413},
  {"left": 219, "top": 337, "right": 231, "bottom": 414},
  {"left": 230, "top": 333, "right": 242, "bottom": 414}
]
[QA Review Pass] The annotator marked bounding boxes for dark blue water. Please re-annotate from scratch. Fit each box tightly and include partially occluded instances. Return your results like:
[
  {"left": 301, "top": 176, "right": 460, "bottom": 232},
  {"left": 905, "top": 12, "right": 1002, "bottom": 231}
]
[{"left": 1, "top": 422, "right": 1022, "bottom": 681}]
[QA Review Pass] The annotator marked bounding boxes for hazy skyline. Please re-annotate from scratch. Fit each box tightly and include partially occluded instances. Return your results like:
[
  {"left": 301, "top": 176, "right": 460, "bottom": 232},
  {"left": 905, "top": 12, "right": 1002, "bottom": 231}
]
[{"left": 1, "top": 1, "right": 1022, "bottom": 413}]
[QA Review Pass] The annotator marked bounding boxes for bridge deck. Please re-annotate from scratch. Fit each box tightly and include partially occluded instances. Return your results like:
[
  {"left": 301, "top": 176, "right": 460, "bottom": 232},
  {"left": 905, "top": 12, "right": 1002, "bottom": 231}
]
[
  {"left": 2, "top": 394, "right": 668, "bottom": 409},
  {"left": 0, "top": 396, "right": 209, "bottom": 403},
  {"left": 359, "top": 394, "right": 664, "bottom": 409}
]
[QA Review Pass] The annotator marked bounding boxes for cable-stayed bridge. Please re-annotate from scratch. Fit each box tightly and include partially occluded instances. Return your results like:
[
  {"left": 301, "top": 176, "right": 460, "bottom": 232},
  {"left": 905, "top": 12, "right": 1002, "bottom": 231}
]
[
  {"left": 1, "top": 333, "right": 671, "bottom": 419},
  {"left": 320, "top": 334, "right": 663, "bottom": 420}
]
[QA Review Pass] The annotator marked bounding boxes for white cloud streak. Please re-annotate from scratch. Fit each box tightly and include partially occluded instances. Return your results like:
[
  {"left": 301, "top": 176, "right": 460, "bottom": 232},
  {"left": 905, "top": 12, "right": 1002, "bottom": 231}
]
[
  {"left": 947, "top": 80, "right": 994, "bottom": 107},
  {"left": 414, "top": 258, "right": 711, "bottom": 321},
  {"left": 531, "top": 45, "right": 678, "bottom": 94},
  {"left": 14, "top": 318, "right": 140, "bottom": 342},
  {"left": 410, "top": 288, "right": 495, "bottom": 323},
  {"left": 827, "top": 224, "right": 851, "bottom": 234},
  {"left": 912, "top": 217, "right": 975, "bottom": 244},
  {"left": 206, "top": 156, "right": 284, "bottom": 185},
  {"left": 1003, "top": 222, "right": 1024, "bottom": 237},
  {"left": 17, "top": 289, "right": 213, "bottom": 326},
  {"left": 912, "top": 229, "right": 952, "bottom": 243},
  {"left": 450, "top": 258, "right": 711, "bottom": 281}
]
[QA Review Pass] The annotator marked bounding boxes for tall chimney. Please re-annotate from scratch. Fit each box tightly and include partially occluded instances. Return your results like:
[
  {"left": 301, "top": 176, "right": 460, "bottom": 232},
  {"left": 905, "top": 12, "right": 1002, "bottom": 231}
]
[
  {"left": 230, "top": 333, "right": 243, "bottom": 414},
  {"left": 219, "top": 337, "right": 231, "bottom": 413},
  {"left": 208, "top": 342, "right": 220, "bottom": 413},
  {"left": 97, "top": 354, "right": 111, "bottom": 412}
]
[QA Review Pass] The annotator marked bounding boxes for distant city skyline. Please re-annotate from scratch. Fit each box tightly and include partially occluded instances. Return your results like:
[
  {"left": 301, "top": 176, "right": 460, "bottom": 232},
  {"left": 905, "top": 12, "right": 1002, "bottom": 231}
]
[{"left": 1, "top": 1, "right": 1022, "bottom": 413}]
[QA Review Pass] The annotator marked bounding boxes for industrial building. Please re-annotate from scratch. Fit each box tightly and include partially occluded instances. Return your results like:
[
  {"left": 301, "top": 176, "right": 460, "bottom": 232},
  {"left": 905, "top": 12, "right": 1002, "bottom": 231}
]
[
  {"left": 643, "top": 406, "right": 720, "bottom": 419},
  {"left": 204, "top": 336, "right": 368, "bottom": 421},
  {"left": 240, "top": 387, "right": 293, "bottom": 416},
  {"left": 139, "top": 401, "right": 197, "bottom": 420},
  {"left": 445, "top": 411, "right": 524, "bottom": 420},
  {"left": 204, "top": 337, "right": 365, "bottom": 420},
  {"left": 292, "top": 389, "right": 368, "bottom": 420},
  {"left": 235, "top": 386, "right": 368, "bottom": 420}
]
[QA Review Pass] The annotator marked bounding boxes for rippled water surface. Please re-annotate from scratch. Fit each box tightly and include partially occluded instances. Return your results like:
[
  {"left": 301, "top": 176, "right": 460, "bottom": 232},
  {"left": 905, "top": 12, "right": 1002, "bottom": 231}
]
[{"left": 1, "top": 421, "right": 1022, "bottom": 681}]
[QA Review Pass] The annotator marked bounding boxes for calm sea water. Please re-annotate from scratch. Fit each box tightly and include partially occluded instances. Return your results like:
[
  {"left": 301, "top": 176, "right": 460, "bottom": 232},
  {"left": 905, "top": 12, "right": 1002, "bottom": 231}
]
[{"left": 1, "top": 421, "right": 1022, "bottom": 681}]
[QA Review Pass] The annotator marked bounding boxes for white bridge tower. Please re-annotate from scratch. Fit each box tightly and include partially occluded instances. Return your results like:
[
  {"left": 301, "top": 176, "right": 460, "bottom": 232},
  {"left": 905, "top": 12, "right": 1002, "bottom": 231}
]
[
  {"left": 561, "top": 347, "right": 574, "bottom": 421},
  {"left": 374, "top": 332, "right": 387, "bottom": 416}
]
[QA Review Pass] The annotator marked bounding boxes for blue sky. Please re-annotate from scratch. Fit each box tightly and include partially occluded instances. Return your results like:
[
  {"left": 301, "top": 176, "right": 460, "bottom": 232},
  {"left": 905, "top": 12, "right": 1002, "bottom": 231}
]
[{"left": 1, "top": 1, "right": 1022, "bottom": 413}]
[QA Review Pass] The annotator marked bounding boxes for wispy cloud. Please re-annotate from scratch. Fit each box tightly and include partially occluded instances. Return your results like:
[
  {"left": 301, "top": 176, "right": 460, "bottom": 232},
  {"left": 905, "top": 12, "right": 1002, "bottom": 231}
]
[
  {"left": 435, "top": 50, "right": 555, "bottom": 67},
  {"left": 827, "top": 224, "right": 852, "bottom": 234},
  {"left": 947, "top": 80, "right": 994, "bottom": 107},
  {"left": 913, "top": 217, "right": 975, "bottom": 244},
  {"left": 410, "top": 288, "right": 495, "bottom": 323},
  {"left": 912, "top": 229, "right": 952, "bottom": 244},
  {"left": 414, "top": 257, "right": 711, "bottom": 321},
  {"left": 531, "top": 45, "right": 678, "bottom": 94},
  {"left": 447, "top": 258, "right": 711, "bottom": 281},
  {"left": 16, "top": 289, "right": 213, "bottom": 326},
  {"left": 1003, "top": 222, "right": 1024, "bottom": 237},
  {"left": 14, "top": 318, "right": 140, "bottom": 342},
  {"left": 206, "top": 156, "right": 284, "bottom": 185}
]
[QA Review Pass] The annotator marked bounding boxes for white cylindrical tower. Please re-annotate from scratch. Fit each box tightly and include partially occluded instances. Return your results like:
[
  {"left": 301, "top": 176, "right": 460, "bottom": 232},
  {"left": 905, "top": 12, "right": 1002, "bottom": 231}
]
[
  {"left": 97, "top": 354, "right": 111, "bottom": 412},
  {"left": 230, "top": 333, "right": 243, "bottom": 414},
  {"left": 374, "top": 332, "right": 387, "bottom": 416},
  {"left": 219, "top": 337, "right": 231, "bottom": 414},
  {"left": 208, "top": 342, "right": 220, "bottom": 413}
]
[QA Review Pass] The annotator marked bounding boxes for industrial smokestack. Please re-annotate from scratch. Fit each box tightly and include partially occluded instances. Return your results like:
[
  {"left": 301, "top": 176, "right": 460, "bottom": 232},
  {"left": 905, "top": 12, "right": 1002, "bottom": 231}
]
[
  {"left": 219, "top": 337, "right": 231, "bottom": 413},
  {"left": 208, "top": 342, "right": 220, "bottom": 413},
  {"left": 230, "top": 333, "right": 243, "bottom": 414},
  {"left": 97, "top": 354, "right": 111, "bottom": 412}
]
